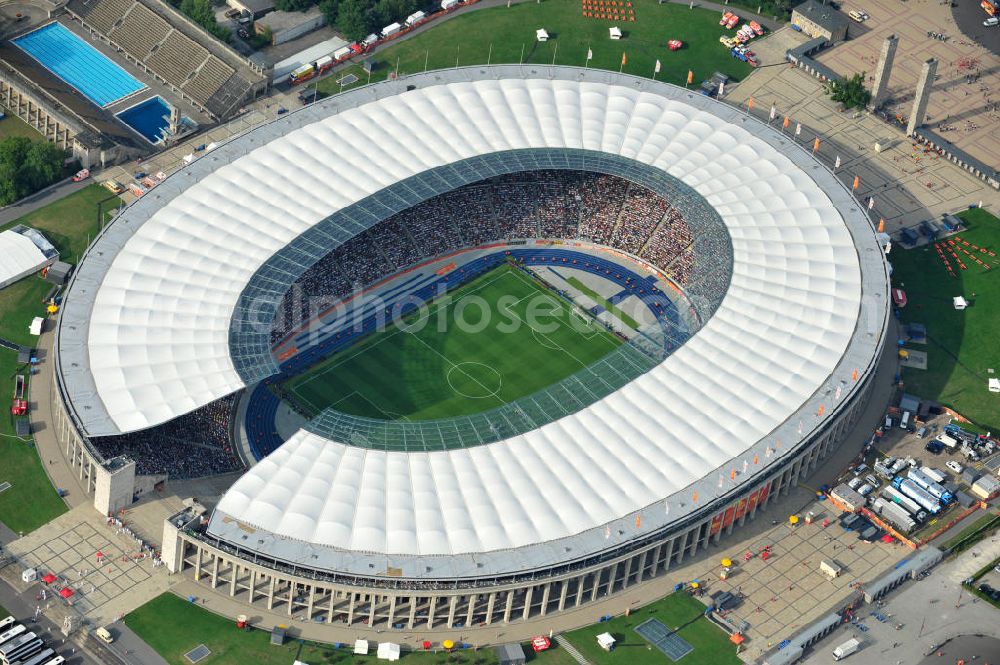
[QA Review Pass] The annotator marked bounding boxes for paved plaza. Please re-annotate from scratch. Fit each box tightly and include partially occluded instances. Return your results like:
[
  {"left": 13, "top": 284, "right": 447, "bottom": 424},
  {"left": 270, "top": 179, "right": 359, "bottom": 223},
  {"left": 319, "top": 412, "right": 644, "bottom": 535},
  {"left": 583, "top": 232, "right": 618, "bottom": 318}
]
[
  {"left": 814, "top": 0, "right": 1000, "bottom": 170},
  {"left": 724, "top": 31, "right": 1000, "bottom": 236}
]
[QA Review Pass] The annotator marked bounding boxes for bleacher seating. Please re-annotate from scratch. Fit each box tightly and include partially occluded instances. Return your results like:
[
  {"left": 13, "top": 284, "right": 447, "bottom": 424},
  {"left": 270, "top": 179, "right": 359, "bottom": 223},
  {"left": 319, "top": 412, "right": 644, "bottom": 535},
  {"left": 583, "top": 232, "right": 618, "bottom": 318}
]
[
  {"left": 69, "top": 0, "right": 135, "bottom": 36},
  {"left": 203, "top": 72, "right": 251, "bottom": 117},
  {"left": 182, "top": 57, "right": 234, "bottom": 105},
  {"left": 109, "top": 3, "right": 171, "bottom": 60},
  {"left": 268, "top": 171, "right": 699, "bottom": 345},
  {"left": 146, "top": 31, "right": 209, "bottom": 87}
]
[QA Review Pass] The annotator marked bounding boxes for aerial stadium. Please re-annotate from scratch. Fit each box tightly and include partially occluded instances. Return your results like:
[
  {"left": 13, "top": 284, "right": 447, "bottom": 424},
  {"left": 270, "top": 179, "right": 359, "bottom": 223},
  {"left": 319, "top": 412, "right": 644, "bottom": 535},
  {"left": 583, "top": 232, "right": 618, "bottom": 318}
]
[{"left": 51, "top": 65, "right": 890, "bottom": 631}]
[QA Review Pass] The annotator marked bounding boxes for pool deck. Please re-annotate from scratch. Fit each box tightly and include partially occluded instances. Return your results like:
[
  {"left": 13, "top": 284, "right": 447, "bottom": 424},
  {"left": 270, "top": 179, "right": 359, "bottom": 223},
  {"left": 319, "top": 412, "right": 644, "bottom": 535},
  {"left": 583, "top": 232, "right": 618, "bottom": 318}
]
[{"left": 0, "top": 16, "right": 212, "bottom": 151}]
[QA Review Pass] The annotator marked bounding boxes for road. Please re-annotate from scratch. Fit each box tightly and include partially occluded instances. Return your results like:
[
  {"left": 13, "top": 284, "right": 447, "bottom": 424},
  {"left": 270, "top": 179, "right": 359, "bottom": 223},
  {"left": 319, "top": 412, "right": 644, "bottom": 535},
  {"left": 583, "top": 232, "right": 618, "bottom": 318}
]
[
  {"left": 950, "top": 1, "right": 1000, "bottom": 56},
  {"left": 0, "top": 177, "right": 91, "bottom": 226}
]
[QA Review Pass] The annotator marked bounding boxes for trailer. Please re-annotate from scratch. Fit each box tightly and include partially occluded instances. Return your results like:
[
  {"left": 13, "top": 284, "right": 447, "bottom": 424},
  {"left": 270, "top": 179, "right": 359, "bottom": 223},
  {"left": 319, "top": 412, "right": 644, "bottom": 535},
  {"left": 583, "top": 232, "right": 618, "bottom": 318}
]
[
  {"left": 882, "top": 485, "right": 922, "bottom": 515},
  {"left": 381, "top": 22, "right": 402, "bottom": 37},
  {"left": 920, "top": 466, "right": 947, "bottom": 484},
  {"left": 907, "top": 468, "right": 953, "bottom": 503},
  {"left": 893, "top": 477, "right": 942, "bottom": 514},
  {"left": 833, "top": 637, "right": 861, "bottom": 660},
  {"left": 405, "top": 10, "right": 426, "bottom": 26},
  {"left": 871, "top": 497, "right": 916, "bottom": 532}
]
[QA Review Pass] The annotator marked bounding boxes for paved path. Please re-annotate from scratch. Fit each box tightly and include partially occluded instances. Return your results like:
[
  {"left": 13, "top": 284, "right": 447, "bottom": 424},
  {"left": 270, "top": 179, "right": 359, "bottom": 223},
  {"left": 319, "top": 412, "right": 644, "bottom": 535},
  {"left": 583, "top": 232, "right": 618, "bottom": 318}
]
[
  {"left": 98, "top": 622, "right": 171, "bottom": 665},
  {"left": 0, "top": 178, "right": 90, "bottom": 226}
]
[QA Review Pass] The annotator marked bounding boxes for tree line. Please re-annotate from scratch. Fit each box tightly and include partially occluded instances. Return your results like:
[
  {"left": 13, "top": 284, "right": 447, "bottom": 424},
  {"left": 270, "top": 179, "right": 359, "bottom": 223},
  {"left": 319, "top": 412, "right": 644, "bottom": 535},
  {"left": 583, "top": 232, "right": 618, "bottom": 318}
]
[{"left": 0, "top": 136, "right": 69, "bottom": 207}]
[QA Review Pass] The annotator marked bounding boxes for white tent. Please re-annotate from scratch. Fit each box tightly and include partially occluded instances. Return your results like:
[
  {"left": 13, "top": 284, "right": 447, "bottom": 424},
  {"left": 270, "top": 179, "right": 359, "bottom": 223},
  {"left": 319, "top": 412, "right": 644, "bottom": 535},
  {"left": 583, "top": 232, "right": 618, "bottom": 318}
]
[
  {"left": 0, "top": 226, "right": 58, "bottom": 290},
  {"left": 377, "top": 642, "right": 401, "bottom": 661},
  {"left": 29, "top": 317, "right": 44, "bottom": 336},
  {"left": 354, "top": 640, "right": 370, "bottom": 655},
  {"left": 954, "top": 296, "right": 969, "bottom": 310},
  {"left": 182, "top": 153, "right": 195, "bottom": 164},
  {"left": 22, "top": 568, "right": 38, "bottom": 583},
  {"left": 597, "top": 633, "right": 615, "bottom": 651},
  {"left": 989, "top": 378, "right": 1000, "bottom": 393},
  {"left": 536, "top": 28, "right": 549, "bottom": 41},
  {"left": 609, "top": 26, "right": 622, "bottom": 39}
]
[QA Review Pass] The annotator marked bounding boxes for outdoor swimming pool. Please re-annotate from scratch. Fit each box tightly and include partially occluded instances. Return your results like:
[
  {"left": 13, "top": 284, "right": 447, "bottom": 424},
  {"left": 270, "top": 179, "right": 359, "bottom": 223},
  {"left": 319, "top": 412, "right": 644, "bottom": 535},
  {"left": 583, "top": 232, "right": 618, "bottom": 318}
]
[
  {"left": 13, "top": 22, "right": 146, "bottom": 108},
  {"left": 116, "top": 96, "right": 171, "bottom": 143}
]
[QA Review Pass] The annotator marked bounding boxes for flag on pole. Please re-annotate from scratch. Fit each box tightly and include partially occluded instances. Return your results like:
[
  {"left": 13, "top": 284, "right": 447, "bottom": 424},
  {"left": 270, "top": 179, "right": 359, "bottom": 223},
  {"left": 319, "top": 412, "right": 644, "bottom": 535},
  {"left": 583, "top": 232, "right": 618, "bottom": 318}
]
[
  {"left": 654, "top": 59, "right": 661, "bottom": 73},
  {"left": 587, "top": 48, "right": 593, "bottom": 61},
  {"left": 812, "top": 137, "right": 820, "bottom": 153},
  {"left": 878, "top": 218, "right": 885, "bottom": 233},
  {"left": 834, "top": 155, "right": 841, "bottom": 169},
  {"left": 747, "top": 97, "right": 754, "bottom": 112},
  {"left": 604, "top": 525, "right": 611, "bottom": 539},
  {"left": 852, "top": 368, "right": 858, "bottom": 381},
  {"left": 852, "top": 175, "right": 860, "bottom": 190},
  {"left": 782, "top": 115, "right": 789, "bottom": 129},
  {"left": 635, "top": 514, "right": 641, "bottom": 529},
  {"left": 835, "top": 384, "right": 842, "bottom": 400},
  {"left": 818, "top": 404, "right": 825, "bottom": 417},
  {"left": 686, "top": 70, "right": 693, "bottom": 85},
  {"left": 769, "top": 104, "right": 776, "bottom": 121},
  {"left": 868, "top": 197, "right": 875, "bottom": 210},
  {"left": 621, "top": 52, "right": 627, "bottom": 66},
  {"left": 795, "top": 122, "right": 802, "bottom": 136}
]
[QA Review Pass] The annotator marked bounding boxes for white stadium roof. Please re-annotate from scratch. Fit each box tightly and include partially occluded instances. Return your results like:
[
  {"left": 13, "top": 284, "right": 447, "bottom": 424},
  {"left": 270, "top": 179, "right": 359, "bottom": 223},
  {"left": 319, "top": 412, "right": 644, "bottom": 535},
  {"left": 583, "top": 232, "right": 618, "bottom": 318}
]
[{"left": 58, "top": 67, "right": 888, "bottom": 575}]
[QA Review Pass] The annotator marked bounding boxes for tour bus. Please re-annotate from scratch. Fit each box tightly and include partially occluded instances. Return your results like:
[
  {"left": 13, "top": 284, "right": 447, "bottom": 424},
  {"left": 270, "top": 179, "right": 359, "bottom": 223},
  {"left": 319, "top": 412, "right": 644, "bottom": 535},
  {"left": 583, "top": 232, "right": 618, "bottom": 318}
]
[
  {"left": 0, "top": 632, "right": 42, "bottom": 664},
  {"left": 18, "top": 647, "right": 56, "bottom": 665},
  {"left": 0, "top": 624, "right": 25, "bottom": 649}
]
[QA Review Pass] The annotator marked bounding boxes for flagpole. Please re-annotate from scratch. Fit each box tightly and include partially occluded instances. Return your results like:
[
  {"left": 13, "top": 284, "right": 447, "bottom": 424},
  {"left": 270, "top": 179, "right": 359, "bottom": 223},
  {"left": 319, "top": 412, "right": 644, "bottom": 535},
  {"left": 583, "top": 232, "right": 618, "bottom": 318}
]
[
  {"left": 519, "top": 43, "right": 525, "bottom": 65},
  {"left": 424, "top": 50, "right": 429, "bottom": 72},
  {"left": 455, "top": 44, "right": 460, "bottom": 69},
  {"left": 487, "top": 43, "right": 493, "bottom": 66},
  {"left": 585, "top": 43, "right": 590, "bottom": 68},
  {"left": 552, "top": 41, "right": 558, "bottom": 66}
]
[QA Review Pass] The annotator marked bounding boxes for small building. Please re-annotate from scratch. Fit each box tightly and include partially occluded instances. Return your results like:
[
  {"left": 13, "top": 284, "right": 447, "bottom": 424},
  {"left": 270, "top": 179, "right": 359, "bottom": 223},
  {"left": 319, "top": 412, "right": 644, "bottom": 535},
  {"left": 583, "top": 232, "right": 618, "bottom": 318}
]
[
  {"left": 29, "top": 317, "right": 44, "bottom": 336},
  {"left": 377, "top": 642, "right": 401, "bottom": 661},
  {"left": 0, "top": 225, "right": 59, "bottom": 290},
  {"left": 829, "top": 483, "right": 865, "bottom": 512},
  {"left": 256, "top": 6, "right": 326, "bottom": 45},
  {"left": 45, "top": 260, "right": 72, "bottom": 286},
  {"left": 899, "top": 393, "right": 920, "bottom": 414},
  {"left": 226, "top": 0, "right": 274, "bottom": 20},
  {"left": 596, "top": 633, "right": 616, "bottom": 652},
  {"left": 953, "top": 296, "right": 969, "bottom": 310},
  {"left": 791, "top": 0, "right": 849, "bottom": 44},
  {"left": 971, "top": 475, "right": 1000, "bottom": 500},
  {"left": 536, "top": 28, "right": 549, "bottom": 42},
  {"left": 609, "top": 26, "right": 622, "bottom": 40},
  {"left": 17, "top": 346, "right": 32, "bottom": 364},
  {"left": 495, "top": 643, "right": 526, "bottom": 665}
]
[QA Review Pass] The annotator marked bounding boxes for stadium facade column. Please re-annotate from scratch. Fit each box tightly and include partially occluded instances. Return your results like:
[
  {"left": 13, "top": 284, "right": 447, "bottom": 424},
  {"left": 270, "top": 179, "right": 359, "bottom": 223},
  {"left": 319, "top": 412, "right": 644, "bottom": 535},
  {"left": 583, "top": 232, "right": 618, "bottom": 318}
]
[
  {"left": 539, "top": 583, "right": 551, "bottom": 616},
  {"left": 641, "top": 548, "right": 653, "bottom": 579},
  {"left": 485, "top": 592, "right": 497, "bottom": 623},
  {"left": 248, "top": 569, "right": 257, "bottom": 603},
  {"left": 408, "top": 598, "right": 418, "bottom": 628},
  {"left": 663, "top": 537, "right": 676, "bottom": 572},
  {"left": 387, "top": 596, "right": 397, "bottom": 627},
  {"left": 521, "top": 587, "right": 534, "bottom": 620},
  {"left": 446, "top": 595, "right": 458, "bottom": 628},
  {"left": 426, "top": 596, "right": 437, "bottom": 628},
  {"left": 688, "top": 525, "right": 700, "bottom": 559},
  {"left": 229, "top": 563, "right": 238, "bottom": 596},
  {"left": 329, "top": 592, "right": 339, "bottom": 624},
  {"left": 287, "top": 581, "right": 295, "bottom": 616},
  {"left": 306, "top": 586, "right": 316, "bottom": 618},
  {"left": 347, "top": 593, "right": 356, "bottom": 624},
  {"left": 557, "top": 579, "right": 570, "bottom": 611},
  {"left": 503, "top": 590, "right": 515, "bottom": 623},
  {"left": 574, "top": 575, "right": 586, "bottom": 607},
  {"left": 266, "top": 576, "right": 277, "bottom": 610},
  {"left": 369, "top": 594, "right": 377, "bottom": 625},
  {"left": 466, "top": 594, "right": 477, "bottom": 625},
  {"left": 193, "top": 547, "right": 203, "bottom": 581}
]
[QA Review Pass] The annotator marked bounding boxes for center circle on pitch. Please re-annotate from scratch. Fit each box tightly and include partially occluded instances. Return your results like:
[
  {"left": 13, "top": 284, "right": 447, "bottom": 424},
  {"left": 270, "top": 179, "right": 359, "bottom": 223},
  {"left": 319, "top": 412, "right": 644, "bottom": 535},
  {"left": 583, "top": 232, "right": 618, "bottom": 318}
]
[{"left": 447, "top": 362, "right": 503, "bottom": 399}]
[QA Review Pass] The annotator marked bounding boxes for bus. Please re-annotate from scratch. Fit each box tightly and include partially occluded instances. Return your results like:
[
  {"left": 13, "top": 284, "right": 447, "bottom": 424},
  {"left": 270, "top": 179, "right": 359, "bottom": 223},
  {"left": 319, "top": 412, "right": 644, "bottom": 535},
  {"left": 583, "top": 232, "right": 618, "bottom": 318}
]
[
  {"left": 17, "top": 647, "right": 56, "bottom": 665},
  {"left": 0, "top": 633, "right": 41, "bottom": 664},
  {"left": 0, "top": 625, "right": 25, "bottom": 649},
  {"left": 39, "top": 657, "right": 64, "bottom": 665}
]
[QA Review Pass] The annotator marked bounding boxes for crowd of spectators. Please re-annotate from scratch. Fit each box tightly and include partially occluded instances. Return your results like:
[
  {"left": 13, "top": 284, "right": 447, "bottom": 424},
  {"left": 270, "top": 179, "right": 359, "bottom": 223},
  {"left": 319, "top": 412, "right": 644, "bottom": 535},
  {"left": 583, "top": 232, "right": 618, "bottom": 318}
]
[
  {"left": 90, "top": 393, "right": 242, "bottom": 479},
  {"left": 269, "top": 171, "right": 697, "bottom": 345}
]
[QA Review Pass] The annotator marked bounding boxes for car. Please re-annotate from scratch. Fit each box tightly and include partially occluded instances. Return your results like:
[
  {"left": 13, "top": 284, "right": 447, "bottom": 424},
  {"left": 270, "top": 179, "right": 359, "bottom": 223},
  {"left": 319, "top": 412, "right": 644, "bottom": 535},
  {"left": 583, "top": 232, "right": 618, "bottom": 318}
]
[
  {"left": 864, "top": 474, "right": 880, "bottom": 488},
  {"left": 946, "top": 460, "right": 963, "bottom": 473},
  {"left": 925, "top": 441, "right": 944, "bottom": 454},
  {"left": 719, "top": 36, "right": 736, "bottom": 47},
  {"left": 133, "top": 171, "right": 147, "bottom": 180},
  {"left": 720, "top": 11, "right": 734, "bottom": 25},
  {"left": 853, "top": 463, "right": 869, "bottom": 476},
  {"left": 857, "top": 483, "right": 873, "bottom": 497},
  {"left": 985, "top": 16, "right": 999, "bottom": 26},
  {"left": 101, "top": 179, "right": 124, "bottom": 194},
  {"left": 71, "top": 168, "right": 90, "bottom": 182},
  {"left": 848, "top": 476, "right": 863, "bottom": 490},
  {"left": 238, "top": 28, "right": 250, "bottom": 39}
]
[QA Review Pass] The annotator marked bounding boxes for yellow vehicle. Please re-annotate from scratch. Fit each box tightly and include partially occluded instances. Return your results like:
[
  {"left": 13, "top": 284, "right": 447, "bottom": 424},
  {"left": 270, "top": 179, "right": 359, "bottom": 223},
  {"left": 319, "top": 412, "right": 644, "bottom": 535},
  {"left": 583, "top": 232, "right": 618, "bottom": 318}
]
[
  {"left": 719, "top": 36, "right": 736, "bottom": 47},
  {"left": 102, "top": 179, "right": 125, "bottom": 194},
  {"left": 95, "top": 627, "right": 114, "bottom": 644}
]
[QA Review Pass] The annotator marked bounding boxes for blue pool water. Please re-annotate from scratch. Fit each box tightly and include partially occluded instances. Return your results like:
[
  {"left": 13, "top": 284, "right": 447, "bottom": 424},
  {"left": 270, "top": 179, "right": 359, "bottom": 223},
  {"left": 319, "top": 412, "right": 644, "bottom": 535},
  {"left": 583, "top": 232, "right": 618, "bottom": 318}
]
[
  {"left": 116, "top": 97, "right": 171, "bottom": 143},
  {"left": 13, "top": 22, "right": 146, "bottom": 108}
]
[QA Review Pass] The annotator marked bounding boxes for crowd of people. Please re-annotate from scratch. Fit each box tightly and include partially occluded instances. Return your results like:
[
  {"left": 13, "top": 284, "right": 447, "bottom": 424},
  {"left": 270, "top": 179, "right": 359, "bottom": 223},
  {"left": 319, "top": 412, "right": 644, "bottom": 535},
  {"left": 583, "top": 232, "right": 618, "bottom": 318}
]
[
  {"left": 90, "top": 393, "right": 243, "bottom": 479},
  {"left": 269, "top": 171, "right": 700, "bottom": 344}
]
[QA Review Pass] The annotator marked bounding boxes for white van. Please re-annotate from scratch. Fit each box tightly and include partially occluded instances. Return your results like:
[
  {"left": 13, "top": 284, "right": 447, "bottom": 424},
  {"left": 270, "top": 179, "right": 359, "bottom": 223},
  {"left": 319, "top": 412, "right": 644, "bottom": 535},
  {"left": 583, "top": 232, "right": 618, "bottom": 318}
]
[
  {"left": 984, "top": 16, "right": 999, "bottom": 26},
  {"left": 900, "top": 411, "right": 910, "bottom": 430},
  {"left": 95, "top": 627, "right": 114, "bottom": 644}
]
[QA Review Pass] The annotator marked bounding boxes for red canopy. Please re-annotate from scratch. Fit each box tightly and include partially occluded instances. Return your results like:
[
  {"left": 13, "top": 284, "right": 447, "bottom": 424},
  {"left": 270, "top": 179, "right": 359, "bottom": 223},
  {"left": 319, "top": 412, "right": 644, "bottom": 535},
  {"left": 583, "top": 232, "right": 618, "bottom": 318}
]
[
  {"left": 59, "top": 587, "right": 74, "bottom": 599},
  {"left": 42, "top": 573, "right": 56, "bottom": 584},
  {"left": 422, "top": 641, "right": 431, "bottom": 650}
]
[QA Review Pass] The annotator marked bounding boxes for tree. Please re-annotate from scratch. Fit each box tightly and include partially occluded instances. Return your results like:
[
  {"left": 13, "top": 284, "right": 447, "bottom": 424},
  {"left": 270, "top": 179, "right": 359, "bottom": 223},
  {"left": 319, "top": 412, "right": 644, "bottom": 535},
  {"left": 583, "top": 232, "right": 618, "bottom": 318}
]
[
  {"left": 825, "top": 72, "right": 871, "bottom": 110},
  {"left": 0, "top": 136, "right": 67, "bottom": 206},
  {"left": 337, "top": 0, "right": 375, "bottom": 41},
  {"left": 319, "top": 0, "right": 339, "bottom": 25},
  {"left": 374, "top": 0, "right": 416, "bottom": 25},
  {"left": 180, "top": 0, "right": 231, "bottom": 41}
]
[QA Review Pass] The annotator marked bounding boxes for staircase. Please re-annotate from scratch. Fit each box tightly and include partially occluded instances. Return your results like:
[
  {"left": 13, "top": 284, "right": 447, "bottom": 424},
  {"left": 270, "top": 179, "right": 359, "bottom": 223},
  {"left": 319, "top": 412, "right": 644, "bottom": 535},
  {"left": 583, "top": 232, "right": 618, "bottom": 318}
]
[{"left": 554, "top": 634, "right": 592, "bottom": 665}]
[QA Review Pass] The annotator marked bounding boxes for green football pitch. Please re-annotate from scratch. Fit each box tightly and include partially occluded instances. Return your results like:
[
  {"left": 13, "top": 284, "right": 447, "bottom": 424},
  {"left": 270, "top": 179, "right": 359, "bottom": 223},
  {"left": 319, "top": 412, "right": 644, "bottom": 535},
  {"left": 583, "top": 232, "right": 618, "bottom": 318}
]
[{"left": 279, "top": 264, "right": 622, "bottom": 420}]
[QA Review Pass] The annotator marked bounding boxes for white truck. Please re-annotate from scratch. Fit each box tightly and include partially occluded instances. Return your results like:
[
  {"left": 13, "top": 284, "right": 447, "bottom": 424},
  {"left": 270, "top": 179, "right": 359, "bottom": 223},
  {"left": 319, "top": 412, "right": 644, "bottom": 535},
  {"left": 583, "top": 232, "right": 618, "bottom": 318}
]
[{"left": 832, "top": 637, "right": 861, "bottom": 660}]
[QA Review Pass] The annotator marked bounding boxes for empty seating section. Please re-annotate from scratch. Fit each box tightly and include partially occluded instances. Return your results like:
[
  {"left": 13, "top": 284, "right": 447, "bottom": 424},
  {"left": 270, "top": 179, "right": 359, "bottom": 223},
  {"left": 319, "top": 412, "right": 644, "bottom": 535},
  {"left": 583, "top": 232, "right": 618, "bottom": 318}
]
[
  {"left": 269, "top": 171, "right": 698, "bottom": 345},
  {"left": 204, "top": 73, "right": 251, "bottom": 117},
  {"left": 109, "top": 3, "right": 171, "bottom": 60},
  {"left": 145, "top": 31, "right": 208, "bottom": 88},
  {"left": 74, "top": 0, "right": 135, "bottom": 35},
  {"left": 182, "top": 56, "right": 234, "bottom": 104}
]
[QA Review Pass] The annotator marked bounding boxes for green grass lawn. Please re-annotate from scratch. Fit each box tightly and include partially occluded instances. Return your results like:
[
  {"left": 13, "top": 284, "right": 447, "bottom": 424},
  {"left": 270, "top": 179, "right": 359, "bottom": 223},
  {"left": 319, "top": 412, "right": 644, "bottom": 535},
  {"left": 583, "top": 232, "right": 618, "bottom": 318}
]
[
  {"left": 280, "top": 263, "right": 620, "bottom": 419},
  {"left": 0, "top": 111, "right": 43, "bottom": 141},
  {"left": 891, "top": 208, "right": 1000, "bottom": 430},
  {"left": 0, "top": 276, "right": 52, "bottom": 347},
  {"left": 563, "top": 592, "right": 740, "bottom": 665},
  {"left": 564, "top": 275, "right": 641, "bottom": 330},
  {"left": 129, "top": 593, "right": 576, "bottom": 665},
  {"left": 942, "top": 510, "right": 1000, "bottom": 551},
  {"left": 0, "top": 347, "right": 67, "bottom": 534},
  {"left": 0, "top": 184, "right": 120, "bottom": 265},
  {"left": 316, "top": 0, "right": 750, "bottom": 97}
]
